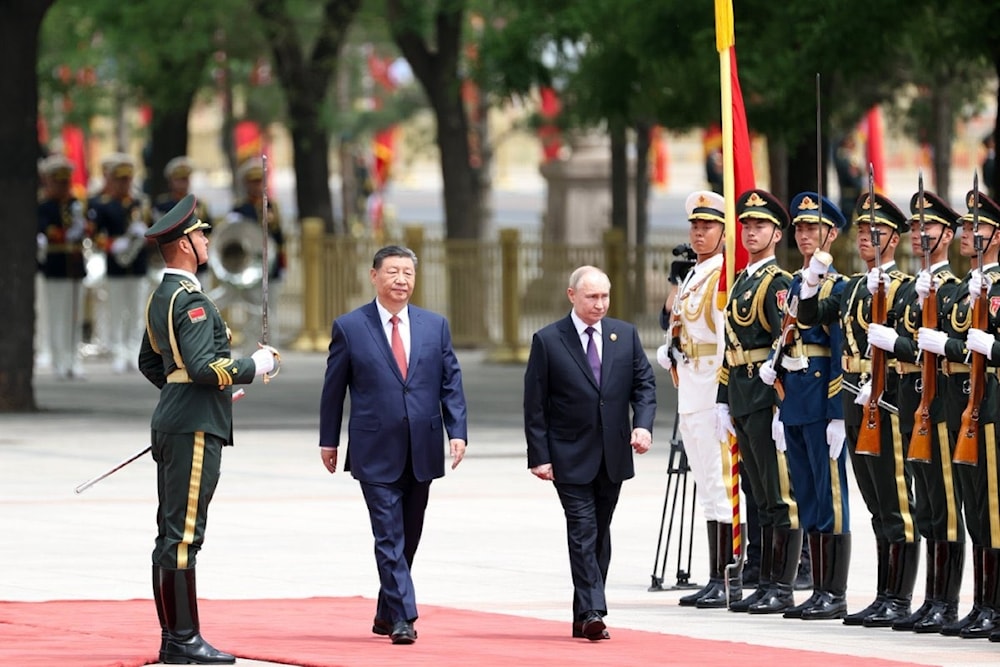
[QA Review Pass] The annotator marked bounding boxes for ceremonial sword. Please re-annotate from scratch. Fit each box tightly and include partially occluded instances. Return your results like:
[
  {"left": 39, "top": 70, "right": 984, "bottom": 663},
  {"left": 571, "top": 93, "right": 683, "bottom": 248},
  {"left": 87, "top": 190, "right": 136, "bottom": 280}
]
[
  {"left": 259, "top": 154, "right": 280, "bottom": 383},
  {"left": 74, "top": 388, "right": 246, "bottom": 494}
]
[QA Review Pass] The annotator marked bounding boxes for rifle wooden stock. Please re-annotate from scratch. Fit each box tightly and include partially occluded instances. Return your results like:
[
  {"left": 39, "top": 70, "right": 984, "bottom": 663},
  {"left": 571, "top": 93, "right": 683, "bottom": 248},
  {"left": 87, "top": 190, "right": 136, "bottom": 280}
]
[
  {"left": 955, "top": 292, "right": 987, "bottom": 465},
  {"left": 907, "top": 287, "right": 937, "bottom": 462},
  {"left": 856, "top": 283, "right": 886, "bottom": 456},
  {"left": 771, "top": 310, "right": 797, "bottom": 402},
  {"left": 668, "top": 311, "right": 681, "bottom": 388}
]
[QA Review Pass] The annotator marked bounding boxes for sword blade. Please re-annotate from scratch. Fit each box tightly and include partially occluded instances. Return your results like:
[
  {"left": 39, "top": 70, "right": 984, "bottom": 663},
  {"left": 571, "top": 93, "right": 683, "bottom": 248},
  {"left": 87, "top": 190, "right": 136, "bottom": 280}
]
[{"left": 260, "top": 153, "right": 270, "bottom": 347}]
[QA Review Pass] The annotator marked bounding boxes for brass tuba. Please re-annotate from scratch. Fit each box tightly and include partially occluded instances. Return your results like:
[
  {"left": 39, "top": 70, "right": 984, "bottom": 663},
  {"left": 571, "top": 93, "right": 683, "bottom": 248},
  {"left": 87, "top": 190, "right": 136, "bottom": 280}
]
[{"left": 208, "top": 213, "right": 277, "bottom": 290}]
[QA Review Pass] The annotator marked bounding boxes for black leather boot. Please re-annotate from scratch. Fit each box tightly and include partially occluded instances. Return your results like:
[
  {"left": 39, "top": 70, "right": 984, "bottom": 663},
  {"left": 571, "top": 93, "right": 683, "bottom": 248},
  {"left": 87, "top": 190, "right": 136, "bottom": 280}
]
[
  {"left": 698, "top": 522, "right": 742, "bottom": 608},
  {"left": 793, "top": 535, "right": 813, "bottom": 591},
  {"left": 801, "top": 533, "right": 851, "bottom": 620},
  {"left": 942, "top": 544, "right": 982, "bottom": 636},
  {"left": 159, "top": 567, "right": 236, "bottom": 665},
  {"left": 913, "top": 541, "right": 963, "bottom": 633},
  {"left": 730, "top": 525, "right": 772, "bottom": 612},
  {"left": 153, "top": 564, "right": 167, "bottom": 653},
  {"left": 864, "top": 540, "right": 920, "bottom": 627},
  {"left": 959, "top": 548, "right": 1000, "bottom": 639},
  {"left": 748, "top": 527, "right": 802, "bottom": 614},
  {"left": 844, "top": 536, "right": 889, "bottom": 625},
  {"left": 785, "top": 532, "right": 822, "bottom": 618},
  {"left": 681, "top": 521, "right": 720, "bottom": 607},
  {"left": 892, "top": 539, "right": 936, "bottom": 631}
]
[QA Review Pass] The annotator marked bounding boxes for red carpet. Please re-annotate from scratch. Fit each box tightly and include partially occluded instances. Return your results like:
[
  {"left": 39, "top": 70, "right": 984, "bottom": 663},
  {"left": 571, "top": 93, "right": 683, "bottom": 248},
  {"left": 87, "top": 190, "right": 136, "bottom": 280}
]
[{"left": 0, "top": 596, "right": 928, "bottom": 667}]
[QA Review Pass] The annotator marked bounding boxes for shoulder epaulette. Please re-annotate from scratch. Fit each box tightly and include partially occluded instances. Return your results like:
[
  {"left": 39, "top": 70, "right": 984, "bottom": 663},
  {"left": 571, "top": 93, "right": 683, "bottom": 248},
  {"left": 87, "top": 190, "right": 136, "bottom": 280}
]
[
  {"left": 763, "top": 264, "right": 792, "bottom": 279},
  {"left": 987, "top": 266, "right": 1000, "bottom": 278},
  {"left": 179, "top": 279, "right": 200, "bottom": 293},
  {"left": 937, "top": 270, "right": 959, "bottom": 284},
  {"left": 888, "top": 270, "right": 910, "bottom": 281}
]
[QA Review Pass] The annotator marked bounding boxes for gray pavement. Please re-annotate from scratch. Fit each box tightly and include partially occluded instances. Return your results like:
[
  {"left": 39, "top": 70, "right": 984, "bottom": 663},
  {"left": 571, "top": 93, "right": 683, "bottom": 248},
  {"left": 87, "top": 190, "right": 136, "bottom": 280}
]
[{"left": 2, "top": 350, "right": 997, "bottom": 665}]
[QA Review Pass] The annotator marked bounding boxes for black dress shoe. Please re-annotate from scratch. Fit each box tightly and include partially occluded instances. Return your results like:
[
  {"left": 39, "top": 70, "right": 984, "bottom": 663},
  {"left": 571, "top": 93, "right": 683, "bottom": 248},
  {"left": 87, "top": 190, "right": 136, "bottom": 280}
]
[
  {"left": 390, "top": 620, "right": 417, "bottom": 645},
  {"left": 577, "top": 612, "right": 608, "bottom": 641},
  {"left": 372, "top": 618, "right": 392, "bottom": 636}
]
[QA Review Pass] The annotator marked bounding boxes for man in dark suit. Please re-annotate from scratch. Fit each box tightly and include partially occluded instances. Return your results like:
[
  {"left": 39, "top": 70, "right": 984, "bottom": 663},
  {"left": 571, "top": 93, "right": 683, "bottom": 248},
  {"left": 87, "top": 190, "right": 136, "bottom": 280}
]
[
  {"left": 318, "top": 245, "right": 468, "bottom": 645},
  {"left": 524, "top": 265, "right": 656, "bottom": 641},
  {"left": 139, "top": 194, "right": 280, "bottom": 665}
]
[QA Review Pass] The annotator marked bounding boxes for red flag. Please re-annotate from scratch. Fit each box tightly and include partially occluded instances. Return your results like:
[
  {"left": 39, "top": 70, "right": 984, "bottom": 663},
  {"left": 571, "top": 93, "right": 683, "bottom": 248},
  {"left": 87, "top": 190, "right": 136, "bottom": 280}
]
[
  {"left": 650, "top": 126, "right": 668, "bottom": 189},
  {"left": 538, "top": 86, "right": 562, "bottom": 163},
  {"left": 62, "top": 124, "right": 89, "bottom": 201},
  {"left": 865, "top": 107, "right": 886, "bottom": 192}
]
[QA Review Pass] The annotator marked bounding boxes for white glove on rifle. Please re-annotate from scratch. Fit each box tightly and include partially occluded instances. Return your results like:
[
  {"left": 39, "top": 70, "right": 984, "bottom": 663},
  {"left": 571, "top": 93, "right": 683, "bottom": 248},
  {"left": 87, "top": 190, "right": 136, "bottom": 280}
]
[
  {"left": 36, "top": 233, "right": 48, "bottom": 264},
  {"left": 110, "top": 236, "right": 130, "bottom": 256},
  {"left": 969, "top": 269, "right": 994, "bottom": 300},
  {"left": 914, "top": 270, "right": 935, "bottom": 301},
  {"left": 826, "top": 419, "right": 846, "bottom": 460},
  {"left": 967, "top": 328, "right": 997, "bottom": 360},
  {"left": 772, "top": 409, "right": 786, "bottom": 452},
  {"left": 866, "top": 268, "right": 892, "bottom": 295},
  {"left": 251, "top": 345, "right": 280, "bottom": 377},
  {"left": 758, "top": 358, "right": 777, "bottom": 386},
  {"left": 128, "top": 220, "right": 148, "bottom": 237},
  {"left": 867, "top": 323, "right": 899, "bottom": 352},
  {"left": 854, "top": 379, "right": 872, "bottom": 406},
  {"left": 800, "top": 251, "right": 832, "bottom": 299},
  {"left": 715, "top": 403, "right": 736, "bottom": 442},
  {"left": 66, "top": 218, "right": 86, "bottom": 243},
  {"left": 917, "top": 327, "right": 947, "bottom": 356},
  {"left": 656, "top": 344, "right": 673, "bottom": 371}
]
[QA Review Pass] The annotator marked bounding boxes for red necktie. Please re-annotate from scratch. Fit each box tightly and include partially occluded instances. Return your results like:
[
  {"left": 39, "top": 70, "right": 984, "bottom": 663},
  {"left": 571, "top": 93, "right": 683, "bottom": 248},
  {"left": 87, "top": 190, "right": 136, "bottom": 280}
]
[{"left": 390, "top": 315, "right": 407, "bottom": 379}]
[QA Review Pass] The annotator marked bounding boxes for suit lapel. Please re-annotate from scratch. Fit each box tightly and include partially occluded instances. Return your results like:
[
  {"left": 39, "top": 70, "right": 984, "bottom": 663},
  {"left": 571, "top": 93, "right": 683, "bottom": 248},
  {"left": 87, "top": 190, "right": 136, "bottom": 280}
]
[
  {"left": 363, "top": 301, "right": 406, "bottom": 383},
  {"left": 559, "top": 316, "right": 599, "bottom": 390},
  {"left": 601, "top": 320, "right": 617, "bottom": 382},
  {"left": 406, "top": 307, "right": 423, "bottom": 381}
]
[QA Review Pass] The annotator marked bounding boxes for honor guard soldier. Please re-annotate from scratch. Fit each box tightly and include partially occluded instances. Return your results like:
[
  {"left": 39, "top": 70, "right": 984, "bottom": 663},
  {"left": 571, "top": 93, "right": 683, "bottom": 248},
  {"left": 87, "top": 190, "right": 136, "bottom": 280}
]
[
  {"left": 232, "top": 157, "right": 286, "bottom": 345},
  {"left": 917, "top": 189, "right": 1000, "bottom": 639},
  {"left": 37, "top": 155, "right": 94, "bottom": 379},
  {"left": 657, "top": 191, "right": 740, "bottom": 608},
  {"left": 798, "top": 191, "right": 918, "bottom": 628},
  {"left": 152, "top": 156, "right": 212, "bottom": 279},
  {"left": 758, "top": 192, "right": 852, "bottom": 620},
  {"left": 867, "top": 190, "right": 965, "bottom": 633},
  {"left": 715, "top": 189, "right": 800, "bottom": 614},
  {"left": 89, "top": 153, "right": 151, "bottom": 372},
  {"left": 139, "top": 194, "right": 280, "bottom": 664}
]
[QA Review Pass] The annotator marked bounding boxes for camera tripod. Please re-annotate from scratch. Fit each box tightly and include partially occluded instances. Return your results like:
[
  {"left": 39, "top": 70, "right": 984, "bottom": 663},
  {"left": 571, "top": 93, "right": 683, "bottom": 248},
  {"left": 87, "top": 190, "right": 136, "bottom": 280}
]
[{"left": 648, "top": 409, "right": 699, "bottom": 591}]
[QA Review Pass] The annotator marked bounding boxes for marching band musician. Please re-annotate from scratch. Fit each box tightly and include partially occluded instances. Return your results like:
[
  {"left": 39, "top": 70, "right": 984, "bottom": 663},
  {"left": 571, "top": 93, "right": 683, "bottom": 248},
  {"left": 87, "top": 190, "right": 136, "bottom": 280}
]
[
  {"left": 152, "top": 156, "right": 213, "bottom": 279},
  {"left": 868, "top": 191, "right": 965, "bottom": 633},
  {"left": 716, "top": 189, "right": 799, "bottom": 614},
  {"left": 797, "top": 192, "right": 919, "bottom": 628},
  {"left": 657, "top": 191, "right": 741, "bottom": 608},
  {"left": 916, "top": 190, "right": 1000, "bottom": 639},
  {"left": 37, "top": 155, "right": 94, "bottom": 379},
  {"left": 89, "top": 153, "right": 151, "bottom": 373},
  {"left": 758, "top": 192, "right": 852, "bottom": 620}
]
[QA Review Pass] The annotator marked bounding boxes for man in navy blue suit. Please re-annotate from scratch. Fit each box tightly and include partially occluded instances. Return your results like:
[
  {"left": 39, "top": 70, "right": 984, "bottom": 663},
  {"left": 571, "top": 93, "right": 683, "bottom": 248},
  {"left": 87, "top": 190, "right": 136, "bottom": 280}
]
[
  {"left": 524, "top": 265, "right": 656, "bottom": 641},
  {"left": 319, "top": 245, "right": 468, "bottom": 645}
]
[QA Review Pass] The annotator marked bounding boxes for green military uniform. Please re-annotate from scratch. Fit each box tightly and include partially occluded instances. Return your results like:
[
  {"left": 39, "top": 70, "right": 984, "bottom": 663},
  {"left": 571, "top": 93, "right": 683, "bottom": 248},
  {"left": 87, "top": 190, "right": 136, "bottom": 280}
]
[
  {"left": 716, "top": 189, "right": 799, "bottom": 614},
  {"left": 932, "top": 189, "right": 1000, "bottom": 639},
  {"left": 887, "top": 191, "right": 965, "bottom": 633},
  {"left": 797, "top": 191, "right": 918, "bottom": 628},
  {"left": 138, "top": 193, "right": 265, "bottom": 665}
]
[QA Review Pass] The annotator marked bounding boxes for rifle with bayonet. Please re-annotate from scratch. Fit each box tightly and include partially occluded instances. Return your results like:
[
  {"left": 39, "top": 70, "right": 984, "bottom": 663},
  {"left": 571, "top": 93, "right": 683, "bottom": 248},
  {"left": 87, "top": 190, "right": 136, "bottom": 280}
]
[
  {"left": 955, "top": 176, "right": 986, "bottom": 466},
  {"left": 857, "top": 164, "right": 886, "bottom": 457},
  {"left": 908, "top": 173, "right": 935, "bottom": 463}
]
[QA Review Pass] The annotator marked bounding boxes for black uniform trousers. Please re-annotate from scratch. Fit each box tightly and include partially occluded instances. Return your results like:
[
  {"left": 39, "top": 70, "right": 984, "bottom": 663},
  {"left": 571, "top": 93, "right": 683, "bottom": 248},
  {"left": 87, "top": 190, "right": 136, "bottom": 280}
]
[
  {"left": 151, "top": 430, "right": 224, "bottom": 570},
  {"left": 734, "top": 408, "right": 796, "bottom": 530}
]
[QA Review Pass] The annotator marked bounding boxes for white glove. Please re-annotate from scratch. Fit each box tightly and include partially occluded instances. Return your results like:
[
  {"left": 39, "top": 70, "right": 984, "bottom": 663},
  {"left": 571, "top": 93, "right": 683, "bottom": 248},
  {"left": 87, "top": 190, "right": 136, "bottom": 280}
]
[
  {"left": 854, "top": 379, "right": 872, "bottom": 406},
  {"left": 772, "top": 409, "right": 786, "bottom": 452},
  {"left": 917, "top": 327, "right": 947, "bottom": 356},
  {"left": 715, "top": 403, "right": 736, "bottom": 441},
  {"left": 826, "top": 419, "right": 846, "bottom": 459},
  {"left": 969, "top": 269, "right": 994, "bottom": 300},
  {"left": 36, "top": 233, "right": 48, "bottom": 263},
  {"left": 866, "top": 268, "right": 892, "bottom": 295},
  {"left": 967, "top": 328, "right": 997, "bottom": 360},
  {"left": 758, "top": 358, "right": 777, "bottom": 386},
  {"left": 914, "top": 270, "right": 935, "bottom": 301},
  {"left": 800, "top": 252, "right": 832, "bottom": 299},
  {"left": 656, "top": 344, "right": 673, "bottom": 371},
  {"left": 867, "top": 323, "right": 899, "bottom": 352},
  {"left": 66, "top": 219, "right": 86, "bottom": 242},
  {"left": 251, "top": 346, "right": 278, "bottom": 376},
  {"left": 110, "top": 236, "right": 130, "bottom": 255},
  {"left": 128, "top": 220, "right": 148, "bottom": 237}
]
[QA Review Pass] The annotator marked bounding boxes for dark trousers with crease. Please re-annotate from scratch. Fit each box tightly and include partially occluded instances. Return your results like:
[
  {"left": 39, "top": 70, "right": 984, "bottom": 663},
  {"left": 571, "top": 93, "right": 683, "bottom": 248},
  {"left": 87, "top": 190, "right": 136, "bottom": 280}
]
[
  {"left": 554, "top": 460, "right": 622, "bottom": 621},
  {"left": 360, "top": 456, "right": 430, "bottom": 625}
]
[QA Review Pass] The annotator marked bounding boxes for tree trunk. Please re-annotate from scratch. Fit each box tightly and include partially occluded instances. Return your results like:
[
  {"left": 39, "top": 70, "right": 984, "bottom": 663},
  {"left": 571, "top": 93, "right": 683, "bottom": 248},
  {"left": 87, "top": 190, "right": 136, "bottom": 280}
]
[
  {"left": 146, "top": 103, "right": 193, "bottom": 202},
  {"left": 288, "top": 105, "right": 337, "bottom": 231},
  {"left": 633, "top": 121, "right": 651, "bottom": 318},
  {"left": 609, "top": 120, "right": 628, "bottom": 235},
  {"left": 0, "top": 1, "right": 54, "bottom": 411},
  {"left": 930, "top": 84, "right": 953, "bottom": 200}
]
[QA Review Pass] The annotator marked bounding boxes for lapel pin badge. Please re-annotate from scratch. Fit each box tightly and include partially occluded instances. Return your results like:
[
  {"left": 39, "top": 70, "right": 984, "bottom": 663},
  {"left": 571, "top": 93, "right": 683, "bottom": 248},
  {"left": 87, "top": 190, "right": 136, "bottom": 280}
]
[{"left": 610, "top": 333, "right": 617, "bottom": 342}]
